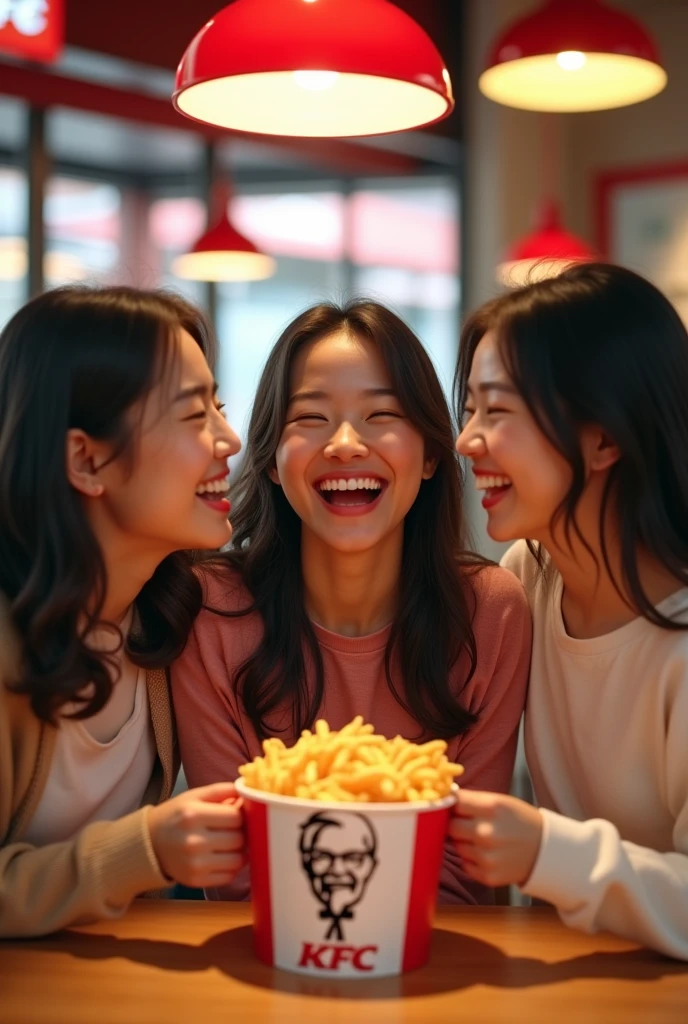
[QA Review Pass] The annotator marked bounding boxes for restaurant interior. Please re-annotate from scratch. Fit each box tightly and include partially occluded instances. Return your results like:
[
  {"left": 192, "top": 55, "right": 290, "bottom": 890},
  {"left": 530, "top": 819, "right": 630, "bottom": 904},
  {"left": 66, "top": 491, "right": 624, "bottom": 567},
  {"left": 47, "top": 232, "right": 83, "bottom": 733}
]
[{"left": 2, "top": 1, "right": 688, "bottom": 1020}]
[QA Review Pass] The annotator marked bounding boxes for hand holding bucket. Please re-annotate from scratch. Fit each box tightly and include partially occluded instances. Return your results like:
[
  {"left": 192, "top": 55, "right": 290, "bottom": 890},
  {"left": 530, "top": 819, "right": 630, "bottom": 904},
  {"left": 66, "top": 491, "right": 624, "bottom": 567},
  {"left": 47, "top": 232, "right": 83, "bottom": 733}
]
[{"left": 235, "top": 717, "right": 461, "bottom": 979}]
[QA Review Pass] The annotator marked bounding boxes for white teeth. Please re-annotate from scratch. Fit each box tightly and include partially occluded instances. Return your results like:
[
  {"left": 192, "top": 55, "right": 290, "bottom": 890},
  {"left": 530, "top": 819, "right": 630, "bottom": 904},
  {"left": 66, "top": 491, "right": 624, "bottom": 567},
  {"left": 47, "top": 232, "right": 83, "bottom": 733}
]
[
  {"left": 474, "top": 474, "right": 512, "bottom": 491},
  {"left": 196, "top": 477, "right": 229, "bottom": 497},
  {"left": 318, "top": 477, "right": 383, "bottom": 492}
]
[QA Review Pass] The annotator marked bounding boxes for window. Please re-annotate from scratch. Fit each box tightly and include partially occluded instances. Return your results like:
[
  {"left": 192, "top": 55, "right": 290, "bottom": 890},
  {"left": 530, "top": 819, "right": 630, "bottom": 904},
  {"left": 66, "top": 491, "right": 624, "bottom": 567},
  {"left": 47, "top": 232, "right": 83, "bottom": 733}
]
[
  {"left": 149, "top": 178, "right": 459, "bottom": 451},
  {"left": 0, "top": 167, "right": 27, "bottom": 328},
  {"left": 45, "top": 177, "right": 121, "bottom": 286}
]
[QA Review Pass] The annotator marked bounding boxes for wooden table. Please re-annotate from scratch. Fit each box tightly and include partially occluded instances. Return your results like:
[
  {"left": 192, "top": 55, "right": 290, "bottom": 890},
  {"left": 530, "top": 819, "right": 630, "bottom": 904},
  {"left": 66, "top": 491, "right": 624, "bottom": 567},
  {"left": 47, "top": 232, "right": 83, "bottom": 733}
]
[{"left": 1, "top": 901, "right": 687, "bottom": 1023}]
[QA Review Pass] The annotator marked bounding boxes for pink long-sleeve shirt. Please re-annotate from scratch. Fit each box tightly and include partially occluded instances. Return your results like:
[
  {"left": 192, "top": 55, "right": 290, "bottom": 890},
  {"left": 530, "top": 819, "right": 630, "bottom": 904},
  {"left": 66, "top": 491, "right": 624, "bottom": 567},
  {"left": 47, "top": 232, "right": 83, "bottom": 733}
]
[{"left": 172, "top": 563, "right": 531, "bottom": 904}]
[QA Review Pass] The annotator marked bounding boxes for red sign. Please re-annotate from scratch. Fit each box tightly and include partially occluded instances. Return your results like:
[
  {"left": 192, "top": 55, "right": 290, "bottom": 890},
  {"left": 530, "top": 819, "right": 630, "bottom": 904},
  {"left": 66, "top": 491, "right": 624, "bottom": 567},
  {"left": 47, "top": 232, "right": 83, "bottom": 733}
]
[{"left": 0, "top": 0, "right": 64, "bottom": 63}]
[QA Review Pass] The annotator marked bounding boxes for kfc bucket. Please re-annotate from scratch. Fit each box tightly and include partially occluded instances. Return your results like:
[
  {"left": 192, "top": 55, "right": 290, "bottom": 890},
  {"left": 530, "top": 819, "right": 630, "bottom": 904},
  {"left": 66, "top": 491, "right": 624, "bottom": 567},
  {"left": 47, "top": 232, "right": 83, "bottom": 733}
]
[{"left": 235, "top": 779, "right": 457, "bottom": 978}]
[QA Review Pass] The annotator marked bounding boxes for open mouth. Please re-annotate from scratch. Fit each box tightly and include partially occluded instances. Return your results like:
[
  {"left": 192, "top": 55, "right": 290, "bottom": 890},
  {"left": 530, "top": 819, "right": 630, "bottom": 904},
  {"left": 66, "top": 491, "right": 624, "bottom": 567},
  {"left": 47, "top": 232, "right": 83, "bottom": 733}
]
[
  {"left": 473, "top": 473, "right": 512, "bottom": 508},
  {"left": 314, "top": 476, "right": 387, "bottom": 513},
  {"left": 195, "top": 473, "right": 230, "bottom": 512}
]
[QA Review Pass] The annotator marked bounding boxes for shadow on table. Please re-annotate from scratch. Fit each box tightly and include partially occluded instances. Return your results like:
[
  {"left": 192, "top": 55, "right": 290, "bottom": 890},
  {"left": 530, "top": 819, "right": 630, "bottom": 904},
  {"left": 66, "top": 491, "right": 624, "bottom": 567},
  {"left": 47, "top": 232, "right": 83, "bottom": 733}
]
[{"left": 18, "top": 925, "right": 688, "bottom": 1001}]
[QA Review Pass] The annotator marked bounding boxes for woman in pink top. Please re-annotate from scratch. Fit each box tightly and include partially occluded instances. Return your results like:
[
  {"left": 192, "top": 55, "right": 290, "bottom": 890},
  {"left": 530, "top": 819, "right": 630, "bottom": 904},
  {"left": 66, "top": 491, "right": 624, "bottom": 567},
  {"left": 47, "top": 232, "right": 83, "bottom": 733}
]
[{"left": 172, "top": 300, "right": 531, "bottom": 903}]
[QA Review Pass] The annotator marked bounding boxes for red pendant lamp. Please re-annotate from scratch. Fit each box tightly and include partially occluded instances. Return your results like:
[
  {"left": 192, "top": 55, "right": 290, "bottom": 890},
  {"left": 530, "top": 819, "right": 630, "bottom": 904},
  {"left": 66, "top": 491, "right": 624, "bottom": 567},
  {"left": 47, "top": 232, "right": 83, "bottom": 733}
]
[
  {"left": 172, "top": 183, "right": 275, "bottom": 283},
  {"left": 480, "top": 0, "right": 666, "bottom": 112},
  {"left": 497, "top": 200, "right": 594, "bottom": 288},
  {"left": 173, "top": 0, "right": 454, "bottom": 138}
]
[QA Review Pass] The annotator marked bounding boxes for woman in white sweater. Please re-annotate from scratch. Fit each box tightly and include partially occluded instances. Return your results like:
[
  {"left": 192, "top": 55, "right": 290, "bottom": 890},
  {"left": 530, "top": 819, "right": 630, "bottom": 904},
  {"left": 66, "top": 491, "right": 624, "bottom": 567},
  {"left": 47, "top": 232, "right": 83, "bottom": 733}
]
[{"left": 453, "top": 262, "right": 688, "bottom": 960}]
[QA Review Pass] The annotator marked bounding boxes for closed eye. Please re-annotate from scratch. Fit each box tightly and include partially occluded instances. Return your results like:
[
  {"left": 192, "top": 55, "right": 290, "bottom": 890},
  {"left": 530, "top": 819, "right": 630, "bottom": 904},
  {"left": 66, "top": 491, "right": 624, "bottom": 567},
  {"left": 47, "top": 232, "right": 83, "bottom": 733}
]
[
  {"left": 184, "top": 400, "right": 225, "bottom": 422},
  {"left": 293, "top": 413, "right": 328, "bottom": 423},
  {"left": 368, "top": 410, "right": 403, "bottom": 420}
]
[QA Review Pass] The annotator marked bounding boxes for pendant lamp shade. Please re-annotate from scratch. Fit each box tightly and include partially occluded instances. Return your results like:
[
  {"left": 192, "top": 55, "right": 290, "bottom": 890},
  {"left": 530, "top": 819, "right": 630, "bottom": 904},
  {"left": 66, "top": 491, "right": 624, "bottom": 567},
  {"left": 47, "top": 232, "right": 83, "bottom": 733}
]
[
  {"left": 497, "top": 201, "right": 594, "bottom": 288},
  {"left": 480, "top": 0, "right": 666, "bottom": 112},
  {"left": 172, "top": 190, "right": 275, "bottom": 282},
  {"left": 173, "top": 0, "right": 454, "bottom": 138}
]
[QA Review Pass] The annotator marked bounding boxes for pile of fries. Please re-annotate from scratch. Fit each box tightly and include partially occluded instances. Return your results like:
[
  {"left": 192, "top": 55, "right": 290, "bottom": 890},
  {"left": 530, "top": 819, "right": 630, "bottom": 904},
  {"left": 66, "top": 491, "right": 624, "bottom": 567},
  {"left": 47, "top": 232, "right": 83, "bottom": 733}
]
[{"left": 238, "top": 715, "right": 463, "bottom": 803}]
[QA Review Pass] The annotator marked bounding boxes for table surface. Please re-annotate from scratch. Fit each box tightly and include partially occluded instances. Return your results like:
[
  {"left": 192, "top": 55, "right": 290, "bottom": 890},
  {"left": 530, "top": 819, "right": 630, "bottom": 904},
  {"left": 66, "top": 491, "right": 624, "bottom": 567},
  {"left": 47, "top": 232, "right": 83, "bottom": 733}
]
[{"left": 1, "top": 901, "right": 687, "bottom": 1024}]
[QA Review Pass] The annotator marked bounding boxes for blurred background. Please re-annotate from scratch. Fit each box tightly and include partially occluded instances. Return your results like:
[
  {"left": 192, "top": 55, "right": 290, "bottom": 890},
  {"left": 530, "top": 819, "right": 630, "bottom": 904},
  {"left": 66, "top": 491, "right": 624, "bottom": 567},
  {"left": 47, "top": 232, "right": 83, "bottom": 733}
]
[{"left": 1, "top": 0, "right": 687, "bottom": 555}]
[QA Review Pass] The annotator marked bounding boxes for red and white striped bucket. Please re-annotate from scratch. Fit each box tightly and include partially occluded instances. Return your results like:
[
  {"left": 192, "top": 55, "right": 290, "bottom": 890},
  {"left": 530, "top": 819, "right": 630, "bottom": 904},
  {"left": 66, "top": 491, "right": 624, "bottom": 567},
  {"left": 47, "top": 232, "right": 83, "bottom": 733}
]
[{"left": 235, "top": 778, "right": 456, "bottom": 978}]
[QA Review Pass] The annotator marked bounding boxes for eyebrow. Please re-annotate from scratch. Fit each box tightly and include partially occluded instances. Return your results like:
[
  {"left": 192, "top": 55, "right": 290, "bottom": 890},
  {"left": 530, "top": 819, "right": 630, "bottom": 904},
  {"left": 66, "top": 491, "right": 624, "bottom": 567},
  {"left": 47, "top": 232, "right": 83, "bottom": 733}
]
[
  {"left": 174, "top": 381, "right": 219, "bottom": 403},
  {"left": 288, "top": 387, "right": 398, "bottom": 404},
  {"left": 466, "top": 381, "right": 518, "bottom": 396}
]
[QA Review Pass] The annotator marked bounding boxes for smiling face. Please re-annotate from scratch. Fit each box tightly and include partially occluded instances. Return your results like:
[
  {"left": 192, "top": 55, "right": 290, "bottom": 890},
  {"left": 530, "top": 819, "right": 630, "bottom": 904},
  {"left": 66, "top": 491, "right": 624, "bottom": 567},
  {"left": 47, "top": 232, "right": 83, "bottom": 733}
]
[
  {"left": 270, "top": 329, "right": 436, "bottom": 555},
  {"left": 301, "top": 812, "right": 377, "bottom": 920},
  {"left": 77, "top": 328, "right": 242, "bottom": 558},
  {"left": 456, "top": 329, "right": 572, "bottom": 543}
]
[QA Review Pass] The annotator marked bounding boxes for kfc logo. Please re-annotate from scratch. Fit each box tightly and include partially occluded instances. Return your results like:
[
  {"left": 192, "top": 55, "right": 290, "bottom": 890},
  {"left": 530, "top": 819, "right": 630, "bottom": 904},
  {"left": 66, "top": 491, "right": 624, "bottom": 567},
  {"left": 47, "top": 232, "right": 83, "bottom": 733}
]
[
  {"left": 298, "top": 942, "right": 378, "bottom": 972},
  {"left": 299, "top": 810, "right": 378, "bottom": 941},
  {"left": 0, "top": 0, "right": 62, "bottom": 61}
]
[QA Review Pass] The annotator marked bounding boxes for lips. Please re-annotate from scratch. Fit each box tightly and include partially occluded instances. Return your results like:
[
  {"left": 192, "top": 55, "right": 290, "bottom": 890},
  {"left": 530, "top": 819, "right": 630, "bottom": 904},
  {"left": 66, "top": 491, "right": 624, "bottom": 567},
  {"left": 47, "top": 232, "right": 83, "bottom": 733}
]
[
  {"left": 312, "top": 473, "right": 388, "bottom": 517},
  {"left": 473, "top": 470, "right": 513, "bottom": 511},
  {"left": 196, "top": 469, "right": 230, "bottom": 513}
]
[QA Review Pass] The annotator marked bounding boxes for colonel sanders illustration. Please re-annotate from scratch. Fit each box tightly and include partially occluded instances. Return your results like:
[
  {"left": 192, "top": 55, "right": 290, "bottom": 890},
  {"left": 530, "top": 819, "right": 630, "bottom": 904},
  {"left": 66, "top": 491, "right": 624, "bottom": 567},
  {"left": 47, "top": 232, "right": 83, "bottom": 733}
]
[{"left": 299, "top": 810, "right": 378, "bottom": 941}]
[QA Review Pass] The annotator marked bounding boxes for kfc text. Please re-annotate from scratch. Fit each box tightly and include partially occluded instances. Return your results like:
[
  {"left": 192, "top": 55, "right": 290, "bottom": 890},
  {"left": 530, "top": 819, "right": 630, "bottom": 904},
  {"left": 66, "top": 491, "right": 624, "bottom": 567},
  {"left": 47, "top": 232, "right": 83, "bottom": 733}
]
[{"left": 297, "top": 942, "right": 379, "bottom": 972}]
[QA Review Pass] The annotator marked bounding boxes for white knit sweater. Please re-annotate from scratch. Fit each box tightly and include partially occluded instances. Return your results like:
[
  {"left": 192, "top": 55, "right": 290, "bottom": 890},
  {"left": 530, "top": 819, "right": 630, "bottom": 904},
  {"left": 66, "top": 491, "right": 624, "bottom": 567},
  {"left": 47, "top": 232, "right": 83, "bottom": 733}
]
[{"left": 502, "top": 540, "right": 688, "bottom": 960}]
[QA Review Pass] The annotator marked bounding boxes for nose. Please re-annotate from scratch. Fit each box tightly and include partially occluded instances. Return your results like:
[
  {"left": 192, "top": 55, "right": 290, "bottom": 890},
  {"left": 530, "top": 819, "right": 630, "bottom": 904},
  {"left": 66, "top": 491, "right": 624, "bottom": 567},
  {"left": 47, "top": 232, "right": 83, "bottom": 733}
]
[
  {"left": 324, "top": 420, "right": 368, "bottom": 461},
  {"left": 456, "top": 418, "right": 486, "bottom": 459},
  {"left": 213, "top": 409, "right": 242, "bottom": 459}
]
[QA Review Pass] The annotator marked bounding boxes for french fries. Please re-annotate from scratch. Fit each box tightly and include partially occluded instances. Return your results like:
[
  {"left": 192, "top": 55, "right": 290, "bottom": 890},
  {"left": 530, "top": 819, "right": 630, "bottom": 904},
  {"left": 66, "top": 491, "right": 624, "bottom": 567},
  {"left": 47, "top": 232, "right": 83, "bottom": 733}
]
[{"left": 238, "top": 715, "right": 464, "bottom": 803}]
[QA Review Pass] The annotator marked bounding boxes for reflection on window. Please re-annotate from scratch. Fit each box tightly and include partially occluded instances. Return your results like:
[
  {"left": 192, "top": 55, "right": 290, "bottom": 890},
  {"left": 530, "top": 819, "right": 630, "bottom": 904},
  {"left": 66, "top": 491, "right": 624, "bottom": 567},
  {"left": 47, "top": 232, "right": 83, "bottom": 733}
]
[
  {"left": 349, "top": 184, "right": 460, "bottom": 395},
  {"left": 233, "top": 193, "right": 345, "bottom": 262},
  {"left": 3, "top": 172, "right": 460, "bottom": 430},
  {"left": 149, "top": 195, "right": 207, "bottom": 308},
  {"left": 149, "top": 182, "right": 459, "bottom": 452},
  {"left": 217, "top": 193, "right": 346, "bottom": 451},
  {"left": 0, "top": 172, "right": 124, "bottom": 329},
  {"left": 45, "top": 178, "right": 121, "bottom": 286},
  {"left": 0, "top": 167, "right": 27, "bottom": 328},
  {"left": 349, "top": 188, "right": 457, "bottom": 273}
]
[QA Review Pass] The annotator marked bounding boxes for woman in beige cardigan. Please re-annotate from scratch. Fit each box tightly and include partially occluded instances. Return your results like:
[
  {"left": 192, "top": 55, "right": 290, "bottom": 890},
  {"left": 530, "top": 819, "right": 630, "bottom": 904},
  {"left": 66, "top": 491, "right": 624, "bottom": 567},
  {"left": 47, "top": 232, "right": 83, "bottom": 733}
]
[{"left": 0, "top": 286, "right": 245, "bottom": 937}]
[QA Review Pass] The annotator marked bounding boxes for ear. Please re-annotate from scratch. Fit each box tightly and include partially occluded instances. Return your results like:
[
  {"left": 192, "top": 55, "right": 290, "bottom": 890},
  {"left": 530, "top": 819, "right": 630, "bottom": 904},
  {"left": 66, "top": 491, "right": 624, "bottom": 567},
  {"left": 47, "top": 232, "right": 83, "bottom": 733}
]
[
  {"left": 421, "top": 453, "right": 439, "bottom": 481},
  {"left": 268, "top": 465, "right": 281, "bottom": 485},
  {"left": 65, "top": 429, "right": 106, "bottom": 498},
  {"left": 580, "top": 425, "right": 620, "bottom": 474}
]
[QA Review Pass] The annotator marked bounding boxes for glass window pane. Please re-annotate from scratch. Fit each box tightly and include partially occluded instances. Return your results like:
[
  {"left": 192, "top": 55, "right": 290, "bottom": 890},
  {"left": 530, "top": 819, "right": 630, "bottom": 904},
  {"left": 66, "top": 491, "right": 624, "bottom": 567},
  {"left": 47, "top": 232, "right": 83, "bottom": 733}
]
[
  {"left": 149, "top": 192, "right": 346, "bottom": 451},
  {"left": 0, "top": 167, "right": 27, "bottom": 328},
  {"left": 45, "top": 177, "right": 122, "bottom": 287},
  {"left": 350, "top": 181, "right": 460, "bottom": 395},
  {"left": 149, "top": 195, "right": 207, "bottom": 307}
]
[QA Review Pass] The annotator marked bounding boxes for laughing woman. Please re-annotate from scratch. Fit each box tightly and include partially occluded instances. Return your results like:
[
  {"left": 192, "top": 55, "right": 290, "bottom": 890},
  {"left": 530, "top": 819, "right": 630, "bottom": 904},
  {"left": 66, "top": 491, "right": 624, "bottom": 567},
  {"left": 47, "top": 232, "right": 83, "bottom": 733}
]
[
  {"left": 454, "top": 263, "right": 688, "bottom": 959},
  {"left": 0, "top": 286, "right": 245, "bottom": 937},
  {"left": 172, "top": 300, "right": 531, "bottom": 904}
]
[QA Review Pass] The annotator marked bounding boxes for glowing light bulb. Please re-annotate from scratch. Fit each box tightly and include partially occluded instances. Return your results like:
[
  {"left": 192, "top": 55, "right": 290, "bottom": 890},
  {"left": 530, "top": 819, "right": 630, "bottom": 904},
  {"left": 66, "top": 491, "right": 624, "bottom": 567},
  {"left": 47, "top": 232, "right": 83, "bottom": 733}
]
[
  {"left": 293, "top": 70, "right": 340, "bottom": 91},
  {"left": 556, "top": 50, "right": 587, "bottom": 71}
]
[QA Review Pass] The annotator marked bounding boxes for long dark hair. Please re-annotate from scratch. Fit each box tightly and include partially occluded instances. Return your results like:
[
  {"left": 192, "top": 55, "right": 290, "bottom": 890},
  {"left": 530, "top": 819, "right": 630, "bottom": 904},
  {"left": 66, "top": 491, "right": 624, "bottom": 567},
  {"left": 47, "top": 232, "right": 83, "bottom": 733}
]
[
  {"left": 0, "top": 285, "right": 214, "bottom": 722},
  {"left": 455, "top": 262, "right": 688, "bottom": 629},
  {"left": 205, "top": 300, "right": 484, "bottom": 741}
]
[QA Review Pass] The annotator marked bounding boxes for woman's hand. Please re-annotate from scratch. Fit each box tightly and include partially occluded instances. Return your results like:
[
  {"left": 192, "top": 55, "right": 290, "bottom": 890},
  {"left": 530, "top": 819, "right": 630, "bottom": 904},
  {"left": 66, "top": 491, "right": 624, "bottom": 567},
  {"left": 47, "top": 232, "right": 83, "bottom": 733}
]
[
  {"left": 449, "top": 789, "right": 543, "bottom": 888},
  {"left": 147, "top": 782, "right": 245, "bottom": 889}
]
